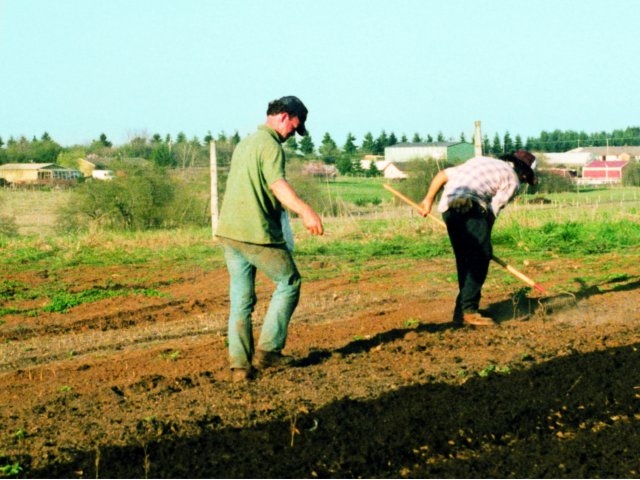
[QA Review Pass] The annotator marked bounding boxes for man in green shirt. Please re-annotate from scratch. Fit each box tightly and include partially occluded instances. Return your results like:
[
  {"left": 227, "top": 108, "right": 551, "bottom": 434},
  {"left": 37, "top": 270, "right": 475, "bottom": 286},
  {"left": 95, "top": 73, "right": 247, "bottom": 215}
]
[{"left": 216, "top": 96, "right": 324, "bottom": 382}]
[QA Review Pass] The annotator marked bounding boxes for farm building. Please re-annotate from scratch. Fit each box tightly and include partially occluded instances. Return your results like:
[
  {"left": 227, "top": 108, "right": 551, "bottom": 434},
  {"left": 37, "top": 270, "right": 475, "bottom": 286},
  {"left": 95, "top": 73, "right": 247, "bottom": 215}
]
[
  {"left": 0, "top": 163, "right": 81, "bottom": 186},
  {"left": 576, "top": 146, "right": 640, "bottom": 162},
  {"left": 542, "top": 151, "right": 593, "bottom": 167},
  {"left": 544, "top": 146, "right": 640, "bottom": 167},
  {"left": 384, "top": 142, "right": 474, "bottom": 163},
  {"left": 581, "top": 160, "right": 629, "bottom": 184},
  {"left": 360, "top": 159, "right": 408, "bottom": 179}
]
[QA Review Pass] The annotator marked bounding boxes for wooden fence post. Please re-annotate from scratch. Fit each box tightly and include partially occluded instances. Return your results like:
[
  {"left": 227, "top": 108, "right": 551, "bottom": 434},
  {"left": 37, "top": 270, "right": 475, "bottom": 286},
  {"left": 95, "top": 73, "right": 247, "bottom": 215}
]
[{"left": 210, "top": 140, "right": 218, "bottom": 237}]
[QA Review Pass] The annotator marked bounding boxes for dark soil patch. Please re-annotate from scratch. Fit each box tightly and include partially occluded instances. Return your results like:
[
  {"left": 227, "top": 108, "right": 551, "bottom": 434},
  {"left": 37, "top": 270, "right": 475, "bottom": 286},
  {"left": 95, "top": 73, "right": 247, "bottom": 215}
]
[{"left": 1, "top": 252, "right": 639, "bottom": 478}]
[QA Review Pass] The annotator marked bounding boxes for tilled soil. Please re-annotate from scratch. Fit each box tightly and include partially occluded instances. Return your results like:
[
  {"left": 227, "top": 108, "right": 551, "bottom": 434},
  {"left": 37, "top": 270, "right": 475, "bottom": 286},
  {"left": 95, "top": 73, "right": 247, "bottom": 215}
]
[{"left": 1, "top": 251, "right": 639, "bottom": 478}]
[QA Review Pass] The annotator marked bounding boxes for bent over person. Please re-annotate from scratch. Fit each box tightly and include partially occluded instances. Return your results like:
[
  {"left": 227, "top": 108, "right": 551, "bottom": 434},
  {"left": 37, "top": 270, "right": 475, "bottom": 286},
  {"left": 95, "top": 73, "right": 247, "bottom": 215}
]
[
  {"left": 216, "top": 96, "right": 324, "bottom": 382},
  {"left": 419, "top": 150, "right": 537, "bottom": 327}
]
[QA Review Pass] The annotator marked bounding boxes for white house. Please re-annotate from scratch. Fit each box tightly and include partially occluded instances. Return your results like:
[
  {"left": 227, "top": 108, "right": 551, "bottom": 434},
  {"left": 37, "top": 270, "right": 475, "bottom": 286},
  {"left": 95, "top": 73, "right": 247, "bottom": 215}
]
[
  {"left": 542, "top": 151, "right": 594, "bottom": 167},
  {"left": 360, "top": 159, "right": 408, "bottom": 179}
]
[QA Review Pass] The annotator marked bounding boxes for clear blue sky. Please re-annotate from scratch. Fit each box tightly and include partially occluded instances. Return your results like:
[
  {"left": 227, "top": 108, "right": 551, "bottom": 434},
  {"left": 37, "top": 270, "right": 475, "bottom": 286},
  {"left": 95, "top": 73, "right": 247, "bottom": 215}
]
[{"left": 1, "top": 0, "right": 638, "bottom": 147}]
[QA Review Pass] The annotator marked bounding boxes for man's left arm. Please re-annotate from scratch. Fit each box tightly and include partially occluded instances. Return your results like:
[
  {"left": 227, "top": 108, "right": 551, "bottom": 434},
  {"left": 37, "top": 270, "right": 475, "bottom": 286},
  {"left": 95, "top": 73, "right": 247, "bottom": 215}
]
[{"left": 270, "top": 179, "right": 324, "bottom": 236}]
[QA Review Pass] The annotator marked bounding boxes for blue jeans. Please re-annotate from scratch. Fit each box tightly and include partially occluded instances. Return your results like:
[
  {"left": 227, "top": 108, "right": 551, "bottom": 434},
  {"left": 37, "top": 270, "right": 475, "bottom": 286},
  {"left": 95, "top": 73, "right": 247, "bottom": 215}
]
[
  {"left": 443, "top": 202, "right": 495, "bottom": 319},
  {"left": 220, "top": 238, "right": 301, "bottom": 369}
]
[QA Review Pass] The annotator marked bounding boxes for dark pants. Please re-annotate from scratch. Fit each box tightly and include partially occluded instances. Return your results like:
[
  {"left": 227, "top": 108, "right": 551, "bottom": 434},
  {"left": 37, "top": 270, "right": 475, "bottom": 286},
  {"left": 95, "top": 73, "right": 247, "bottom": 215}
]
[{"left": 442, "top": 202, "right": 495, "bottom": 320}]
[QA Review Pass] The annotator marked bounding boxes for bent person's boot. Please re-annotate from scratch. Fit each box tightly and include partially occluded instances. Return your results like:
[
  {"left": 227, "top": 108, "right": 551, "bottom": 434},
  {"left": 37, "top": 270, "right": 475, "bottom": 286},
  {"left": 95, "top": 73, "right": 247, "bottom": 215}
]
[
  {"left": 462, "top": 312, "right": 496, "bottom": 327},
  {"left": 254, "top": 349, "right": 294, "bottom": 370},
  {"left": 230, "top": 367, "right": 255, "bottom": 383}
]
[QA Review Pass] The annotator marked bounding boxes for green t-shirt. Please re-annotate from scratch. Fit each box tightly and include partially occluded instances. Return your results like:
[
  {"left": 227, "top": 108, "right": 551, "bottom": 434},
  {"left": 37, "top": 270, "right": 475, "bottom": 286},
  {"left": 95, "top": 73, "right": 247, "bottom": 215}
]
[{"left": 216, "top": 125, "right": 287, "bottom": 245}]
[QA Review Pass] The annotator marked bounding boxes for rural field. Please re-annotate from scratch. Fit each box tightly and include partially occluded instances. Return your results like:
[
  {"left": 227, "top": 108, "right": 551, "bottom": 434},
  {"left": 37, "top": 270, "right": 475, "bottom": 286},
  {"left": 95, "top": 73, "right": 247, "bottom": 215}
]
[{"left": 1, "top": 182, "right": 640, "bottom": 478}]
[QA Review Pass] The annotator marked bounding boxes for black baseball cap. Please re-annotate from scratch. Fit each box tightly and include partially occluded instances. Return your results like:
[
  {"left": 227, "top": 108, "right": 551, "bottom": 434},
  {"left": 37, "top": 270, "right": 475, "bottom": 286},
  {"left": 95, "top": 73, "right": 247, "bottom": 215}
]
[{"left": 271, "top": 96, "right": 308, "bottom": 136}]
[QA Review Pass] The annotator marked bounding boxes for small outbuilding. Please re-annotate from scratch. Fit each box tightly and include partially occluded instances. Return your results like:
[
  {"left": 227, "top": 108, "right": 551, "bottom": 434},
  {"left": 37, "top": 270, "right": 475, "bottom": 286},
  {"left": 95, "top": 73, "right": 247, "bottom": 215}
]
[
  {"left": 384, "top": 142, "right": 474, "bottom": 163},
  {"left": 0, "top": 163, "right": 81, "bottom": 186}
]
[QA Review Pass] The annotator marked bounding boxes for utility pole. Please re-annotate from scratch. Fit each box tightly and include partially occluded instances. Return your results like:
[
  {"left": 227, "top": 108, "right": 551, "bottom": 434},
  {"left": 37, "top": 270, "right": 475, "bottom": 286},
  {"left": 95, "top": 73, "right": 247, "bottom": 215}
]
[{"left": 473, "top": 120, "right": 483, "bottom": 156}]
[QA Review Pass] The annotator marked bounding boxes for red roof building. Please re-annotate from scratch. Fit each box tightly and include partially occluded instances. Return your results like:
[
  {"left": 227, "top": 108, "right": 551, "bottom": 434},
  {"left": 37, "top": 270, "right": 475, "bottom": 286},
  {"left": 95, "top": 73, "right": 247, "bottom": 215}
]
[{"left": 581, "top": 160, "right": 629, "bottom": 184}]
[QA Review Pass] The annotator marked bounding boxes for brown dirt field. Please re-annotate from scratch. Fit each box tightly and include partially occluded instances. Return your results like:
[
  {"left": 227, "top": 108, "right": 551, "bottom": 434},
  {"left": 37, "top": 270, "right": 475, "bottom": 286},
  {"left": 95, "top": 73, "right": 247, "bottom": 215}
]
[{"left": 1, "top": 249, "right": 639, "bottom": 478}]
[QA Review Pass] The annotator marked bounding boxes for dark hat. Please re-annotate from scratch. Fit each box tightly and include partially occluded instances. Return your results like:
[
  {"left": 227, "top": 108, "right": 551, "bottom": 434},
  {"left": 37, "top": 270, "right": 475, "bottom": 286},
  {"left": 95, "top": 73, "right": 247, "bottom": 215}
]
[
  {"left": 513, "top": 149, "right": 536, "bottom": 168},
  {"left": 277, "top": 96, "right": 308, "bottom": 136},
  {"left": 499, "top": 150, "right": 537, "bottom": 185}
]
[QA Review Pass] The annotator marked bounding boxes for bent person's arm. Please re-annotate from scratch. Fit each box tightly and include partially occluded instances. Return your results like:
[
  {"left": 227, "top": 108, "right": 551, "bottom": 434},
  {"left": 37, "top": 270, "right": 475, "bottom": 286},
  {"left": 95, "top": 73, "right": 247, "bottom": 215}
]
[{"left": 420, "top": 170, "right": 448, "bottom": 216}]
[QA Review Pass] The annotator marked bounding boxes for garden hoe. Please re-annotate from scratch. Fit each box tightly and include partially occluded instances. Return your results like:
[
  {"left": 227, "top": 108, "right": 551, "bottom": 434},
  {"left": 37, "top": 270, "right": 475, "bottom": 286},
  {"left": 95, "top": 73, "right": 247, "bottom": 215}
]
[
  {"left": 382, "top": 183, "right": 546, "bottom": 292},
  {"left": 382, "top": 183, "right": 577, "bottom": 315}
]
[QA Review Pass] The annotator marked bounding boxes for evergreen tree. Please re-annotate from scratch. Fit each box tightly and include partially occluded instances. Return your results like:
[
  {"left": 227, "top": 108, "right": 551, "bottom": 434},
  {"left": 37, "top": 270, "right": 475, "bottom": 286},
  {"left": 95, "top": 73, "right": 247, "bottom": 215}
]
[
  {"left": 483, "top": 135, "right": 490, "bottom": 155},
  {"left": 374, "top": 130, "right": 389, "bottom": 155},
  {"left": 151, "top": 142, "right": 176, "bottom": 167},
  {"left": 514, "top": 134, "right": 523, "bottom": 151},
  {"left": 361, "top": 132, "right": 376, "bottom": 153},
  {"left": 351, "top": 157, "right": 365, "bottom": 175},
  {"left": 411, "top": 133, "right": 422, "bottom": 143},
  {"left": 490, "top": 133, "right": 502, "bottom": 157},
  {"left": 503, "top": 131, "right": 514, "bottom": 153},
  {"left": 319, "top": 132, "right": 339, "bottom": 163},
  {"left": 366, "top": 161, "right": 381, "bottom": 177},
  {"left": 299, "top": 135, "right": 315, "bottom": 156},
  {"left": 343, "top": 133, "right": 357, "bottom": 155},
  {"left": 98, "top": 133, "right": 112, "bottom": 147}
]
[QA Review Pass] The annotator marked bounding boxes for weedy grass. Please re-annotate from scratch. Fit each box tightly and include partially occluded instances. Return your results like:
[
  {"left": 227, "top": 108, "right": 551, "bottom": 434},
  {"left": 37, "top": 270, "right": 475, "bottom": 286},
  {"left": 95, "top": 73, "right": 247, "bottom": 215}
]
[
  {"left": 321, "top": 177, "right": 387, "bottom": 205},
  {"left": 43, "top": 287, "right": 166, "bottom": 314},
  {"left": 0, "top": 184, "right": 639, "bottom": 315},
  {"left": 0, "top": 461, "right": 23, "bottom": 477}
]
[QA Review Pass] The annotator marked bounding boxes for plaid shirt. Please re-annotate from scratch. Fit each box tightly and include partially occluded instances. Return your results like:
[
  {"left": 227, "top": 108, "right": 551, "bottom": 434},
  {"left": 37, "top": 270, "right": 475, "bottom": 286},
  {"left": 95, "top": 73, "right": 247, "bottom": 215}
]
[{"left": 437, "top": 156, "right": 520, "bottom": 216}]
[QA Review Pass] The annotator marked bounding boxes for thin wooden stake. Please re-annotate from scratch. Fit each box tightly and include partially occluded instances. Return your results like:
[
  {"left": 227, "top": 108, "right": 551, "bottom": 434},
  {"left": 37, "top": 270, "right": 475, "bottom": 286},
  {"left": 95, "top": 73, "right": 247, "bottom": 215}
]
[{"left": 210, "top": 140, "right": 218, "bottom": 237}]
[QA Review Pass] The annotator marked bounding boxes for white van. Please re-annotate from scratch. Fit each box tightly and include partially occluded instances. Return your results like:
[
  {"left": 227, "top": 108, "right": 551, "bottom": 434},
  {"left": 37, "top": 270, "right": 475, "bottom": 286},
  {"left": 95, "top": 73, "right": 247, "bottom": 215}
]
[{"left": 91, "top": 170, "right": 116, "bottom": 180}]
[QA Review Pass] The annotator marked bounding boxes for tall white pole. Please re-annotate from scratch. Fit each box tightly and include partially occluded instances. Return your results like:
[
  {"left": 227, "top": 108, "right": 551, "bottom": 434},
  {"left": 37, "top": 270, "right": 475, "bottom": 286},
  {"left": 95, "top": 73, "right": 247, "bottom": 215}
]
[
  {"left": 474, "top": 120, "right": 483, "bottom": 157},
  {"left": 210, "top": 140, "right": 218, "bottom": 237}
]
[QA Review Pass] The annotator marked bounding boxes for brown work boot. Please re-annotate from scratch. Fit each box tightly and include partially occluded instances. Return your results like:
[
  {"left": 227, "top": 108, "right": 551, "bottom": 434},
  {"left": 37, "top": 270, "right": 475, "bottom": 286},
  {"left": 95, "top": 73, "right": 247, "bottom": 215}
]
[
  {"left": 462, "top": 312, "right": 496, "bottom": 326},
  {"left": 254, "top": 350, "right": 294, "bottom": 370},
  {"left": 230, "top": 367, "right": 255, "bottom": 383}
]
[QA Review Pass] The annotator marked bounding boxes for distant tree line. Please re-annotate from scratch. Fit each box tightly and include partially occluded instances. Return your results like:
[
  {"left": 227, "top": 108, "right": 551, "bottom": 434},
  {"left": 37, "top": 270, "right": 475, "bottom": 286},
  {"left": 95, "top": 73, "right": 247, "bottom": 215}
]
[
  {"left": 3, "top": 126, "right": 639, "bottom": 234},
  {"left": 1, "top": 126, "right": 640, "bottom": 170}
]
